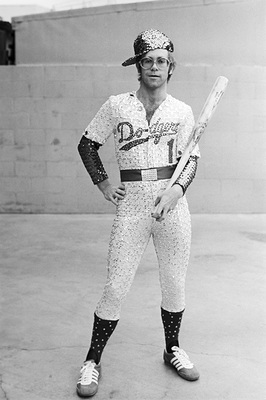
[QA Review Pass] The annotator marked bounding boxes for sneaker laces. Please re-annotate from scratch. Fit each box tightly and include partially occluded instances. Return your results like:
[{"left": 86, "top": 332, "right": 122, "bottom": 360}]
[
  {"left": 171, "top": 346, "right": 194, "bottom": 369},
  {"left": 77, "top": 361, "right": 99, "bottom": 385}
]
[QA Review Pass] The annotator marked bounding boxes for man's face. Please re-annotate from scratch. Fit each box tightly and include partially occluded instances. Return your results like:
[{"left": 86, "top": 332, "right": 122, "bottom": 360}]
[{"left": 139, "top": 49, "right": 171, "bottom": 89}]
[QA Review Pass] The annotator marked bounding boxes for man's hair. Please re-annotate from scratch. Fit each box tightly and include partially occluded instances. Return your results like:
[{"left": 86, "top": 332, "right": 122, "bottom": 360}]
[{"left": 136, "top": 52, "right": 176, "bottom": 82}]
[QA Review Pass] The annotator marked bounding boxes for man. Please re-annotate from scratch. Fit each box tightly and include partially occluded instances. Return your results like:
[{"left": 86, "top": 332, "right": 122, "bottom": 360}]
[{"left": 77, "top": 28, "right": 200, "bottom": 398}]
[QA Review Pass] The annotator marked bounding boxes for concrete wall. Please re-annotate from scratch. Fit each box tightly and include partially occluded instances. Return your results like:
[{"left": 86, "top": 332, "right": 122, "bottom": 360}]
[
  {"left": 0, "top": 0, "right": 265, "bottom": 213},
  {"left": 13, "top": 0, "right": 266, "bottom": 67}
]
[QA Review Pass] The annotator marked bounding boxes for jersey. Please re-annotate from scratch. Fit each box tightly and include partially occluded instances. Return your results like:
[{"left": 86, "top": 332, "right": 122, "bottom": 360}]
[{"left": 83, "top": 92, "right": 200, "bottom": 171}]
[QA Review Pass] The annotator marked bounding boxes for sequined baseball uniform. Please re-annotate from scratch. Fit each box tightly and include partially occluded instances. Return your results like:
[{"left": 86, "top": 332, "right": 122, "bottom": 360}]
[{"left": 83, "top": 92, "right": 200, "bottom": 321}]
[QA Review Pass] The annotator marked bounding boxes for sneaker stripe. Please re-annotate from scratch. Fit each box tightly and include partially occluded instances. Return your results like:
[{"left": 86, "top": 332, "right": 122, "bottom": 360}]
[
  {"left": 169, "top": 351, "right": 194, "bottom": 370},
  {"left": 78, "top": 361, "right": 100, "bottom": 385},
  {"left": 77, "top": 361, "right": 102, "bottom": 398},
  {"left": 165, "top": 347, "right": 199, "bottom": 381},
  {"left": 171, "top": 359, "right": 182, "bottom": 370}
]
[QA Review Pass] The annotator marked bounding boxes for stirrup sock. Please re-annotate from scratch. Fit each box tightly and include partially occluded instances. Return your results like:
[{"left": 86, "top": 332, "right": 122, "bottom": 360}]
[
  {"left": 86, "top": 313, "right": 118, "bottom": 363},
  {"left": 161, "top": 308, "right": 184, "bottom": 353}
]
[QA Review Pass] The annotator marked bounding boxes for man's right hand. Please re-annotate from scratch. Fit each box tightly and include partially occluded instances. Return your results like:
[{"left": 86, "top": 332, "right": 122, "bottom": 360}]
[{"left": 97, "top": 180, "right": 126, "bottom": 206}]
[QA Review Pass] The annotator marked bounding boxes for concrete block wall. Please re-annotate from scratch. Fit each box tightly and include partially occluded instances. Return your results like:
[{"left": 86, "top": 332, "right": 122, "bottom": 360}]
[
  {"left": 0, "top": 63, "right": 265, "bottom": 213},
  {"left": 0, "top": 0, "right": 265, "bottom": 213},
  {"left": 0, "top": 65, "right": 114, "bottom": 213}
]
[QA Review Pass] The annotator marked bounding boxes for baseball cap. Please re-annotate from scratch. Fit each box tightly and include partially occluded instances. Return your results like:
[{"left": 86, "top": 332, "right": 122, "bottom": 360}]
[{"left": 122, "top": 28, "right": 174, "bottom": 67}]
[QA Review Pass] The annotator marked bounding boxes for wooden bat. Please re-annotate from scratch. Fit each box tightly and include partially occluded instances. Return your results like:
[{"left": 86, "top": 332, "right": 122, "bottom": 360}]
[
  {"left": 152, "top": 75, "right": 228, "bottom": 218},
  {"left": 167, "top": 75, "right": 228, "bottom": 190}
]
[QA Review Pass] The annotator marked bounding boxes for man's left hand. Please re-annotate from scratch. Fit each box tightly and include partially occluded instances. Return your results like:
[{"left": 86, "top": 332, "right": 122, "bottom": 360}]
[{"left": 151, "top": 184, "right": 183, "bottom": 222}]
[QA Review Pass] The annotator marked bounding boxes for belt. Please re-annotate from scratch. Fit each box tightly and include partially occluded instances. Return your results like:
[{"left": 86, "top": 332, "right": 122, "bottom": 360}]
[{"left": 120, "top": 164, "right": 176, "bottom": 182}]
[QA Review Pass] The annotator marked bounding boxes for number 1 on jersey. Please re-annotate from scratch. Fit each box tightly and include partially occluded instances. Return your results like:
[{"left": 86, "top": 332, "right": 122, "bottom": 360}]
[{"left": 167, "top": 138, "right": 174, "bottom": 163}]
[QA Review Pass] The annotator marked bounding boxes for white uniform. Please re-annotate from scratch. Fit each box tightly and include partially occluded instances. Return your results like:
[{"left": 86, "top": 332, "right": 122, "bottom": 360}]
[{"left": 84, "top": 92, "right": 200, "bottom": 320}]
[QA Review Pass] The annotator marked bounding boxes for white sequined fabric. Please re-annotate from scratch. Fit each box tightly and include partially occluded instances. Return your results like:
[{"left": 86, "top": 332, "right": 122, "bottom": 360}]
[
  {"left": 84, "top": 92, "right": 199, "bottom": 320},
  {"left": 84, "top": 92, "right": 200, "bottom": 168}
]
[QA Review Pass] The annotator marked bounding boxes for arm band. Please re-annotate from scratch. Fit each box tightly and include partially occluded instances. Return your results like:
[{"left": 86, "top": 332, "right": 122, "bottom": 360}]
[
  {"left": 77, "top": 135, "right": 108, "bottom": 184},
  {"left": 175, "top": 155, "right": 198, "bottom": 194}
]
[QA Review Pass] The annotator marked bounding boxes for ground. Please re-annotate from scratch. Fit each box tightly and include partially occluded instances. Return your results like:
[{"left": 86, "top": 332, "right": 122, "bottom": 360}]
[{"left": 0, "top": 214, "right": 266, "bottom": 400}]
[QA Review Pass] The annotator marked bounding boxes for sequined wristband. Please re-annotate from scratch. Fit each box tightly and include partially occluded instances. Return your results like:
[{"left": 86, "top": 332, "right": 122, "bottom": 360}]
[
  {"left": 175, "top": 155, "right": 198, "bottom": 194},
  {"left": 78, "top": 135, "right": 108, "bottom": 185}
]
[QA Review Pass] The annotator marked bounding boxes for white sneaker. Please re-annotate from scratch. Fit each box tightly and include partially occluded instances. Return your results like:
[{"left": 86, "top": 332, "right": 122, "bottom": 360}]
[
  {"left": 164, "top": 346, "right": 200, "bottom": 381},
  {"left": 76, "top": 360, "right": 101, "bottom": 398}
]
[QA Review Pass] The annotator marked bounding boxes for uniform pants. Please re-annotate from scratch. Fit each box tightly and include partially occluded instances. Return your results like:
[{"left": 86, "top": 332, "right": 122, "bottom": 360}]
[{"left": 95, "top": 180, "right": 191, "bottom": 321}]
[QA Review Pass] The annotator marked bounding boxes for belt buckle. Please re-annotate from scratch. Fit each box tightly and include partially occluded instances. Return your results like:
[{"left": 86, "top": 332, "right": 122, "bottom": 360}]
[{"left": 141, "top": 168, "right": 158, "bottom": 181}]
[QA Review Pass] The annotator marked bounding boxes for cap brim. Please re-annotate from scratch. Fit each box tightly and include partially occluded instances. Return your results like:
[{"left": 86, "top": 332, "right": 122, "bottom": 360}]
[{"left": 122, "top": 56, "right": 137, "bottom": 67}]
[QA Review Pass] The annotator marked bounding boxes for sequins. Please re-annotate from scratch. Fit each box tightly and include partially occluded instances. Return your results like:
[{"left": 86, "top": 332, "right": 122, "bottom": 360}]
[
  {"left": 78, "top": 136, "right": 108, "bottom": 184},
  {"left": 82, "top": 92, "right": 198, "bottom": 321},
  {"left": 175, "top": 155, "right": 198, "bottom": 194},
  {"left": 95, "top": 181, "right": 192, "bottom": 320},
  {"left": 139, "top": 29, "right": 174, "bottom": 53},
  {"left": 120, "top": 137, "right": 148, "bottom": 151},
  {"left": 122, "top": 29, "right": 174, "bottom": 66},
  {"left": 83, "top": 92, "right": 200, "bottom": 172}
]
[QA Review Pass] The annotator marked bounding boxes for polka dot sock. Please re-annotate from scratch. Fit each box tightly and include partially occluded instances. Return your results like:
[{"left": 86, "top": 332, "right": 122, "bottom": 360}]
[
  {"left": 161, "top": 307, "right": 184, "bottom": 353},
  {"left": 86, "top": 313, "right": 118, "bottom": 364}
]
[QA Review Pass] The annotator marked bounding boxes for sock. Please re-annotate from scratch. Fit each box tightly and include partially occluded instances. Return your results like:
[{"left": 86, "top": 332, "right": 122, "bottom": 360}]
[
  {"left": 86, "top": 313, "right": 118, "bottom": 364},
  {"left": 161, "top": 307, "right": 184, "bottom": 353}
]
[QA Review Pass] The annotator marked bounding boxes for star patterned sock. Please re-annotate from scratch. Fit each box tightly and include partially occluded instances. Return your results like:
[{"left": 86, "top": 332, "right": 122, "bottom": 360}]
[
  {"left": 161, "top": 307, "right": 184, "bottom": 353},
  {"left": 86, "top": 313, "right": 119, "bottom": 364}
]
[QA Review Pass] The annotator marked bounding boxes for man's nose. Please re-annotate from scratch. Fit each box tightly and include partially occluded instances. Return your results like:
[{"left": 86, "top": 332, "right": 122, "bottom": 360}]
[{"left": 151, "top": 60, "right": 159, "bottom": 70}]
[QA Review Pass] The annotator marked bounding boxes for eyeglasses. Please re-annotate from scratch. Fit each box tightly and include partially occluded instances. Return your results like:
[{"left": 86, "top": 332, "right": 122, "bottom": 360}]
[{"left": 139, "top": 57, "right": 170, "bottom": 70}]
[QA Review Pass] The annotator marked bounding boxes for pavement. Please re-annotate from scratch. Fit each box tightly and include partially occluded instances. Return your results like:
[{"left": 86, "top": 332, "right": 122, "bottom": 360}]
[{"left": 0, "top": 214, "right": 266, "bottom": 400}]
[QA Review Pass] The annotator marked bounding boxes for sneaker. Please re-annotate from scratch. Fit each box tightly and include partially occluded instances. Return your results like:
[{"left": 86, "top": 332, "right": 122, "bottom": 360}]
[
  {"left": 164, "top": 346, "right": 200, "bottom": 381},
  {"left": 76, "top": 360, "right": 101, "bottom": 398}
]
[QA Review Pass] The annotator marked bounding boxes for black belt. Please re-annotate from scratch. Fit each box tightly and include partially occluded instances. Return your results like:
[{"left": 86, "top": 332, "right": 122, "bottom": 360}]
[{"left": 120, "top": 164, "right": 176, "bottom": 182}]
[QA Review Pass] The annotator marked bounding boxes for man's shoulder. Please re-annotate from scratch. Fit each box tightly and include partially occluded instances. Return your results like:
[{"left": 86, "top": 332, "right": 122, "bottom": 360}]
[
  {"left": 167, "top": 94, "right": 192, "bottom": 112},
  {"left": 109, "top": 92, "right": 133, "bottom": 103}
]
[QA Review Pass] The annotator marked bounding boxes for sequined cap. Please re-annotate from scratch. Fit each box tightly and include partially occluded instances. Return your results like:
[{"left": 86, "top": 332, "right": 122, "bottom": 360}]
[{"left": 122, "top": 29, "right": 174, "bottom": 67}]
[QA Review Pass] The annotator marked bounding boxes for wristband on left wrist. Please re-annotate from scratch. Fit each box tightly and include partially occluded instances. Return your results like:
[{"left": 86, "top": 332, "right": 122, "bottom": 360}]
[{"left": 174, "top": 155, "right": 198, "bottom": 194}]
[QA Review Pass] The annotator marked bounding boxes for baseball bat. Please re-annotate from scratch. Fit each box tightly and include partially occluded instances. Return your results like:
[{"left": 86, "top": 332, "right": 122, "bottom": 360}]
[
  {"left": 152, "top": 75, "right": 228, "bottom": 218},
  {"left": 166, "top": 75, "right": 228, "bottom": 190}
]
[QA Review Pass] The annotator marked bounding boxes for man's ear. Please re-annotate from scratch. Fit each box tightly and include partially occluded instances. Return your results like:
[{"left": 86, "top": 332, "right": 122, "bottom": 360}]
[{"left": 168, "top": 63, "right": 174, "bottom": 76}]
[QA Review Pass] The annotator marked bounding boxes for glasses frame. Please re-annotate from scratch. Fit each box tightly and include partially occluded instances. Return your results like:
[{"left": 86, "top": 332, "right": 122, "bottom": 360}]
[{"left": 139, "top": 57, "right": 171, "bottom": 70}]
